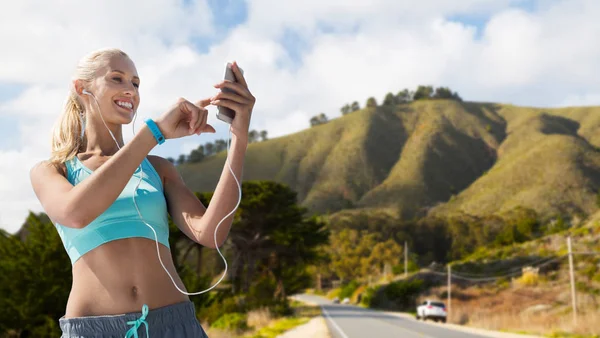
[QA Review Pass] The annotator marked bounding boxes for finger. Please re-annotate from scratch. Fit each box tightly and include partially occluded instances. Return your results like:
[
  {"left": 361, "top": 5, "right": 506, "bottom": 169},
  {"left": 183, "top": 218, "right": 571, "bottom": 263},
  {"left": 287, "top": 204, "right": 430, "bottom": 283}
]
[
  {"left": 211, "top": 99, "right": 243, "bottom": 114},
  {"left": 211, "top": 91, "right": 252, "bottom": 105},
  {"left": 194, "top": 109, "right": 208, "bottom": 134},
  {"left": 231, "top": 61, "right": 248, "bottom": 88},
  {"left": 181, "top": 100, "right": 200, "bottom": 133},
  {"left": 179, "top": 98, "right": 194, "bottom": 117},
  {"left": 214, "top": 81, "right": 252, "bottom": 99},
  {"left": 195, "top": 97, "right": 212, "bottom": 108},
  {"left": 201, "top": 124, "right": 216, "bottom": 134}
]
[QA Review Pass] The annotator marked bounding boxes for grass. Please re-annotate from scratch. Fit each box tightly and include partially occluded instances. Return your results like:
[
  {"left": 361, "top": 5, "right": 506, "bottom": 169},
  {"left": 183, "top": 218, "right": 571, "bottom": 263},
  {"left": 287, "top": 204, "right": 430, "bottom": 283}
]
[
  {"left": 178, "top": 100, "right": 600, "bottom": 222},
  {"left": 242, "top": 317, "right": 310, "bottom": 338},
  {"left": 204, "top": 301, "right": 323, "bottom": 338}
]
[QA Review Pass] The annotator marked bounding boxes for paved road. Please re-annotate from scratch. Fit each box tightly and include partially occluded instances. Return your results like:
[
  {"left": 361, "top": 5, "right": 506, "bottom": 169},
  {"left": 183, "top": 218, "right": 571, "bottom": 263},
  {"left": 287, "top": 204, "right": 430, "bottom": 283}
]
[{"left": 294, "top": 294, "right": 506, "bottom": 338}]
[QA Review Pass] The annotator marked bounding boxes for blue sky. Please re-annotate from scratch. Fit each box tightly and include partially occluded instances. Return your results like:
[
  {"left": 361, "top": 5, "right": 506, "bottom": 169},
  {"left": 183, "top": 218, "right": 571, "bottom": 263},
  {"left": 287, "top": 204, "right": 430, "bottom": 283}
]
[{"left": 1, "top": 0, "right": 600, "bottom": 233}]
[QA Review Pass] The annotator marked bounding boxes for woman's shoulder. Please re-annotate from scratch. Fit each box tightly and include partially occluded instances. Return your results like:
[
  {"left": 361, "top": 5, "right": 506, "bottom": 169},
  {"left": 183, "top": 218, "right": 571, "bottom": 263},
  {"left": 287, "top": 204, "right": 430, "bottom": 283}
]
[
  {"left": 146, "top": 155, "right": 179, "bottom": 187},
  {"left": 30, "top": 159, "right": 68, "bottom": 179}
]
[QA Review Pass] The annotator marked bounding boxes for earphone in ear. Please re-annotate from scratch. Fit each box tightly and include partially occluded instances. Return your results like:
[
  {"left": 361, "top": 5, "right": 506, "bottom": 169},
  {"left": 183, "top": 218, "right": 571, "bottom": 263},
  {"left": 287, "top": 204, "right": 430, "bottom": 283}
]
[{"left": 82, "top": 89, "right": 91, "bottom": 96}]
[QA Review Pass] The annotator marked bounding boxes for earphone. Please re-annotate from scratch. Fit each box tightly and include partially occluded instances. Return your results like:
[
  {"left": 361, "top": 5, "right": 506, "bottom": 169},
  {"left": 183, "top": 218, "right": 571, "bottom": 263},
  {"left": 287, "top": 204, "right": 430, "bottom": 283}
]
[{"left": 81, "top": 89, "right": 239, "bottom": 295}]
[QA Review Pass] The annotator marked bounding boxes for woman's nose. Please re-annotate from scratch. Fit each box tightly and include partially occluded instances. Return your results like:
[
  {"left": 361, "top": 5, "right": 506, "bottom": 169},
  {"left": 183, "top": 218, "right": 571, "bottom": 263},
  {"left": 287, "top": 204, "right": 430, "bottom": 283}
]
[{"left": 122, "top": 83, "right": 137, "bottom": 96}]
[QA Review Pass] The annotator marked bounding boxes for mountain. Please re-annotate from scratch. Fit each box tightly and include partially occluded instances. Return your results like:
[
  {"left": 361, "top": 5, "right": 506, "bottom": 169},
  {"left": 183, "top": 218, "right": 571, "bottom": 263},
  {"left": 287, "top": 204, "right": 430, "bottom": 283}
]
[{"left": 177, "top": 100, "right": 600, "bottom": 221}]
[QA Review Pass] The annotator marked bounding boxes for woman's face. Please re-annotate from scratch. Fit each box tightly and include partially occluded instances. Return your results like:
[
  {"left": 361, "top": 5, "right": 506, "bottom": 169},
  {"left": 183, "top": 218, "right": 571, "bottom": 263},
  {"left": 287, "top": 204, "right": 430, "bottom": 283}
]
[{"left": 85, "top": 55, "right": 140, "bottom": 125}]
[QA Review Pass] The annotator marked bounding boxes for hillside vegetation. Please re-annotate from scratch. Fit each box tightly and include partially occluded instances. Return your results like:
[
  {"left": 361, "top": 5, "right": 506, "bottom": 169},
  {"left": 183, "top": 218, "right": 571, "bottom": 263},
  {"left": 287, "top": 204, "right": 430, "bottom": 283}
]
[{"left": 178, "top": 100, "right": 600, "bottom": 221}]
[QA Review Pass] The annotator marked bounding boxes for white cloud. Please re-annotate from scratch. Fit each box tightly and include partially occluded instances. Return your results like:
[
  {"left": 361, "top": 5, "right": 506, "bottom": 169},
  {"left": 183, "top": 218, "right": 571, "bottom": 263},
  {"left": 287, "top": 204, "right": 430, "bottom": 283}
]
[
  {"left": 559, "top": 93, "right": 600, "bottom": 107},
  {"left": 2, "top": 0, "right": 600, "bottom": 233}
]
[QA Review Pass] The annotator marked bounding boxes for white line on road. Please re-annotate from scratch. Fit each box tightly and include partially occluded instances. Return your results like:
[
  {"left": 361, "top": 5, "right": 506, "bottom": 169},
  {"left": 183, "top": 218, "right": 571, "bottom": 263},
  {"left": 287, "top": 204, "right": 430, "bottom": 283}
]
[
  {"left": 377, "top": 317, "right": 437, "bottom": 338},
  {"left": 321, "top": 306, "right": 350, "bottom": 338}
]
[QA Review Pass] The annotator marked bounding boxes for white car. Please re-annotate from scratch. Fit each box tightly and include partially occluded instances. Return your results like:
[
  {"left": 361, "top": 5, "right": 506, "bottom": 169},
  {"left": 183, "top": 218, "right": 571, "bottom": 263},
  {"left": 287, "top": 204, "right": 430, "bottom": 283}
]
[{"left": 416, "top": 300, "right": 447, "bottom": 323}]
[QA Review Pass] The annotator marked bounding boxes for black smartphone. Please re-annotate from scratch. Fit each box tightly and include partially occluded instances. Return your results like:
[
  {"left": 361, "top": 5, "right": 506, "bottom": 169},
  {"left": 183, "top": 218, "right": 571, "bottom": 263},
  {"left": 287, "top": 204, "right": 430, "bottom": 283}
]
[{"left": 216, "top": 62, "right": 244, "bottom": 124}]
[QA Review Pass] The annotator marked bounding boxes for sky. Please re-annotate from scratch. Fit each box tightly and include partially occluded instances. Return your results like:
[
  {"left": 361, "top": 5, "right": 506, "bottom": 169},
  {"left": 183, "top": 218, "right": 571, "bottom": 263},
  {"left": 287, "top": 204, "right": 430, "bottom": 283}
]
[{"left": 1, "top": 0, "right": 600, "bottom": 233}]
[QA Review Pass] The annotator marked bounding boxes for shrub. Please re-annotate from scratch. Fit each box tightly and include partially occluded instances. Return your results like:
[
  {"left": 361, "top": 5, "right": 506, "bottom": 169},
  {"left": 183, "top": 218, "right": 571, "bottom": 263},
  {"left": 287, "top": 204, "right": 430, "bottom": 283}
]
[
  {"left": 383, "top": 279, "right": 424, "bottom": 308},
  {"left": 197, "top": 294, "right": 245, "bottom": 325},
  {"left": 351, "top": 285, "right": 368, "bottom": 304},
  {"left": 360, "top": 286, "right": 381, "bottom": 307},
  {"left": 339, "top": 280, "right": 360, "bottom": 299},
  {"left": 327, "top": 287, "right": 341, "bottom": 299},
  {"left": 517, "top": 270, "right": 540, "bottom": 287},
  {"left": 363, "top": 279, "right": 425, "bottom": 311},
  {"left": 211, "top": 313, "right": 248, "bottom": 332},
  {"left": 247, "top": 308, "right": 272, "bottom": 329}
]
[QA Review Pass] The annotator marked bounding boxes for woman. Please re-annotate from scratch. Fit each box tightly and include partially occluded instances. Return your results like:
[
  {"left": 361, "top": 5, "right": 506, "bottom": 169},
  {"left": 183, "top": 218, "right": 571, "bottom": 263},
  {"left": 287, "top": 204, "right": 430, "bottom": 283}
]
[{"left": 29, "top": 48, "right": 255, "bottom": 337}]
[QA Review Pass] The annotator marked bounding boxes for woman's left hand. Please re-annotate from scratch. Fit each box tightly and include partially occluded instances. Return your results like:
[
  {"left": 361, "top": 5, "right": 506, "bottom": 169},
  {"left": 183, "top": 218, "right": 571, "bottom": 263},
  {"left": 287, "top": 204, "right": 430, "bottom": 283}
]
[{"left": 210, "top": 61, "right": 256, "bottom": 142}]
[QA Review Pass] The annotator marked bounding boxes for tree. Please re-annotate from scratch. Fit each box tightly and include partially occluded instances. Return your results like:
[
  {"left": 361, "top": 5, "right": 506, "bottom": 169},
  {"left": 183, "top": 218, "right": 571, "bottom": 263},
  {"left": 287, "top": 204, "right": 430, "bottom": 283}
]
[
  {"left": 204, "top": 142, "right": 215, "bottom": 156},
  {"left": 328, "top": 229, "right": 378, "bottom": 281},
  {"left": 310, "top": 113, "right": 329, "bottom": 127},
  {"left": 341, "top": 104, "right": 351, "bottom": 115},
  {"left": 318, "top": 113, "right": 328, "bottom": 124},
  {"left": 201, "top": 181, "right": 329, "bottom": 303},
  {"left": 188, "top": 146, "right": 205, "bottom": 163},
  {"left": 249, "top": 130, "right": 259, "bottom": 143},
  {"left": 395, "top": 89, "right": 411, "bottom": 103},
  {"left": 260, "top": 130, "right": 268, "bottom": 141},
  {"left": 177, "top": 154, "right": 187, "bottom": 165},
  {"left": 361, "top": 239, "right": 403, "bottom": 277},
  {"left": 432, "top": 87, "right": 454, "bottom": 99},
  {"left": 351, "top": 101, "right": 360, "bottom": 112},
  {"left": 383, "top": 92, "right": 396, "bottom": 106},
  {"left": 366, "top": 97, "right": 377, "bottom": 108},
  {"left": 167, "top": 157, "right": 175, "bottom": 164},
  {"left": 413, "top": 85, "right": 434, "bottom": 100},
  {"left": 214, "top": 139, "right": 227, "bottom": 153},
  {"left": 0, "top": 213, "right": 72, "bottom": 337}
]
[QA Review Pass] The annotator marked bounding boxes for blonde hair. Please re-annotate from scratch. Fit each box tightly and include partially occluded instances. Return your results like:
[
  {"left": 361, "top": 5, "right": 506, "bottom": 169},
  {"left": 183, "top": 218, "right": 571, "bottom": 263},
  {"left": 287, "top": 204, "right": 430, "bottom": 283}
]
[{"left": 49, "top": 48, "right": 129, "bottom": 164}]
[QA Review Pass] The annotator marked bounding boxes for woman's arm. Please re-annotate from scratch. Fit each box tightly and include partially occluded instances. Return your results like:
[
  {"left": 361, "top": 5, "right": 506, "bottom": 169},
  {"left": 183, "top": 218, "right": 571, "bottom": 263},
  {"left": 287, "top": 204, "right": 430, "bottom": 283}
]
[
  {"left": 31, "top": 97, "right": 214, "bottom": 229},
  {"left": 157, "top": 135, "right": 247, "bottom": 248},
  {"left": 30, "top": 126, "right": 157, "bottom": 228},
  {"left": 161, "top": 61, "right": 254, "bottom": 248}
]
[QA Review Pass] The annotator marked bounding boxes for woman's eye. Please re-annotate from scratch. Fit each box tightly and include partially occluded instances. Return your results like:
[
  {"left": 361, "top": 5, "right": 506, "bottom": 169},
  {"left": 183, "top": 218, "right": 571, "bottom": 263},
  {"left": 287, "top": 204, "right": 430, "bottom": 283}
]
[
  {"left": 112, "top": 77, "right": 122, "bottom": 82},
  {"left": 133, "top": 83, "right": 140, "bottom": 88}
]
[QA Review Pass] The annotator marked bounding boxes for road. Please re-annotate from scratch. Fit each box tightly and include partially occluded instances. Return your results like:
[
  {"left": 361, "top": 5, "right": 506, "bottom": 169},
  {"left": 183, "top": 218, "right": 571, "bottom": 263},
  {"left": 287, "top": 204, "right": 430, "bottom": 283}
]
[{"left": 293, "top": 294, "right": 536, "bottom": 338}]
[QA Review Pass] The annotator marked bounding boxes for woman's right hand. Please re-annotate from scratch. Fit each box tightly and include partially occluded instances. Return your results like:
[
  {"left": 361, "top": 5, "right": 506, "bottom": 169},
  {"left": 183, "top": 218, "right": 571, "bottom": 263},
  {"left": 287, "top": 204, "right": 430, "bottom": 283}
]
[{"left": 154, "top": 97, "right": 216, "bottom": 140}]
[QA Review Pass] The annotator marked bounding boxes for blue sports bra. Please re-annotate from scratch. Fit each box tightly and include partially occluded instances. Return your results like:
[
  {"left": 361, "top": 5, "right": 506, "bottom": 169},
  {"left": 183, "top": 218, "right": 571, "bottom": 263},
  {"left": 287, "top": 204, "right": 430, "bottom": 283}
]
[{"left": 54, "top": 156, "right": 171, "bottom": 264}]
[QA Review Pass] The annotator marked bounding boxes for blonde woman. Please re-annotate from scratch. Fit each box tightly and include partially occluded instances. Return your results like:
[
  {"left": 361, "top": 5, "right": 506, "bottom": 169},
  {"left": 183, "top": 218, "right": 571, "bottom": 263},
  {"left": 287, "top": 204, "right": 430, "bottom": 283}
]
[{"left": 29, "top": 48, "right": 255, "bottom": 337}]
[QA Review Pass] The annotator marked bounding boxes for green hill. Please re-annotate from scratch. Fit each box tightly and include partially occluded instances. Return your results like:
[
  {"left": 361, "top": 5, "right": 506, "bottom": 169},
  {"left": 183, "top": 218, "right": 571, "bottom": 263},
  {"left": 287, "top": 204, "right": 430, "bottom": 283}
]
[
  {"left": 428, "top": 105, "right": 600, "bottom": 220},
  {"left": 178, "top": 100, "right": 600, "bottom": 221}
]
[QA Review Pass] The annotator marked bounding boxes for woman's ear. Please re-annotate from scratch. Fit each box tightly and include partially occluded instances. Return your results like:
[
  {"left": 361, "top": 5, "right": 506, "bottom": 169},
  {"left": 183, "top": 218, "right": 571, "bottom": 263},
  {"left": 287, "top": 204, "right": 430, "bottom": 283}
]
[{"left": 73, "top": 80, "right": 86, "bottom": 96}]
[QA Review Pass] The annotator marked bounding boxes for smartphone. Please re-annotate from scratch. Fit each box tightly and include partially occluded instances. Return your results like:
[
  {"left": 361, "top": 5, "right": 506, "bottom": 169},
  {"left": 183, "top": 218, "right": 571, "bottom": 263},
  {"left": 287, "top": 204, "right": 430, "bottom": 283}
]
[{"left": 216, "top": 62, "right": 244, "bottom": 124}]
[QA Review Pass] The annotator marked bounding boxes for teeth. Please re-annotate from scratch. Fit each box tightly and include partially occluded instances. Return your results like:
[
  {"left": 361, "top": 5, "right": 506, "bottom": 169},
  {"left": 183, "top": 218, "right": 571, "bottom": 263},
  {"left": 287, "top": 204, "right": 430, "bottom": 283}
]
[{"left": 116, "top": 101, "right": 133, "bottom": 109}]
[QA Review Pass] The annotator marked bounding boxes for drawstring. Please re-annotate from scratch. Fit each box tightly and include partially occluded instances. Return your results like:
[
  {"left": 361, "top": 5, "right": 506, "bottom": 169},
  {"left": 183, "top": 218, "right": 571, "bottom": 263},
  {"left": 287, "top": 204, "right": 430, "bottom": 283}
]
[{"left": 125, "top": 304, "right": 149, "bottom": 338}]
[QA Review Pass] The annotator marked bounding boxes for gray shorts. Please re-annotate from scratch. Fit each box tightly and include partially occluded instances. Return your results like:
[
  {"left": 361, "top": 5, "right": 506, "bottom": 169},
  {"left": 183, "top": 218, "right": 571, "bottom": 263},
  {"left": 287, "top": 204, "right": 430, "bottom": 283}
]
[{"left": 59, "top": 301, "right": 209, "bottom": 337}]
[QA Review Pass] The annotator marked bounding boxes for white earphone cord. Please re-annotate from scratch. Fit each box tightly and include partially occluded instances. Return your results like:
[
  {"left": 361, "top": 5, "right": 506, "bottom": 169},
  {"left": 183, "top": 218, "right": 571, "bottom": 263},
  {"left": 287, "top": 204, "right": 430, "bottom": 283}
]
[{"left": 85, "top": 92, "right": 239, "bottom": 295}]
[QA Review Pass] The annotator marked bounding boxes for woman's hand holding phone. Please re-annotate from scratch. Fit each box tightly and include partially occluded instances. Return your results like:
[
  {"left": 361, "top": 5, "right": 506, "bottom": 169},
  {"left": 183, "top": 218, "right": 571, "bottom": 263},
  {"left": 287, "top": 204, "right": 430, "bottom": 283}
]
[{"left": 211, "top": 61, "right": 255, "bottom": 142}]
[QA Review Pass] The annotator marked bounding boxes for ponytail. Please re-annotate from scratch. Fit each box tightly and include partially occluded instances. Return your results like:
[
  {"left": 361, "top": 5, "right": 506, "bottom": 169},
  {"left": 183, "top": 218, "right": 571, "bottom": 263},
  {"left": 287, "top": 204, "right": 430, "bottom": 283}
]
[{"left": 49, "top": 93, "right": 85, "bottom": 164}]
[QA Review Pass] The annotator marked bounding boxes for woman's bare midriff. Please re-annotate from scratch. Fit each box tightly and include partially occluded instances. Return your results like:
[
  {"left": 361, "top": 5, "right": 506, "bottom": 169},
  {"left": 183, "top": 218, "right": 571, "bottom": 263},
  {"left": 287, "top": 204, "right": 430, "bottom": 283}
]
[{"left": 64, "top": 237, "right": 190, "bottom": 318}]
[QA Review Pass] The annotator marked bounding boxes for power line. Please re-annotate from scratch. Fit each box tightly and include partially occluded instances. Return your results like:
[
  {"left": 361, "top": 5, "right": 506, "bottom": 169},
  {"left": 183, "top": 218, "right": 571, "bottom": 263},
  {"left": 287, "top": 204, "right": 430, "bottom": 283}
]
[
  {"left": 572, "top": 251, "right": 600, "bottom": 256},
  {"left": 438, "top": 255, "right": 560, "bottom": 278},
  {"left": 427, "top": 255, "right": 567, "bottom": 282}
]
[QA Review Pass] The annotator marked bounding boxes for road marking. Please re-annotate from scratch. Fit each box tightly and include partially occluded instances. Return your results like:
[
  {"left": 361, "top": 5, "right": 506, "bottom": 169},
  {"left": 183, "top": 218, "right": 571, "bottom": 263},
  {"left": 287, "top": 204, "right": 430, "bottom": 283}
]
[
  {"left": 321, "top": 306, "right": 350, "bottom": 338},
  {"left": 376, "top": 316, "right": 437, "bottom": 338}
]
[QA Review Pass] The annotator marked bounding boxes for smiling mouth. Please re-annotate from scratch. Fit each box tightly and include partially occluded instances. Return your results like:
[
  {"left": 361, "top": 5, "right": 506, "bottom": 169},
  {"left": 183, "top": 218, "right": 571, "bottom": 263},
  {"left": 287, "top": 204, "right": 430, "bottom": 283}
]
[{"left": 113, "top": 101, "right": 134, "bottom": 113}]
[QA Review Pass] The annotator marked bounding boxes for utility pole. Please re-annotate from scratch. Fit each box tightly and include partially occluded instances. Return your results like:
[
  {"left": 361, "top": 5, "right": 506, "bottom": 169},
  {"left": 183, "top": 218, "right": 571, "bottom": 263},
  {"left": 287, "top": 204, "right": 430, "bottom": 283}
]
[
  {"left": 448, "top": 264, "right": 452, "bottom": 323},
  {"left": 568, "top": 236, "right": 577, "bottom": 326},
  {"left": 404, "top": 241, "right": 408, "bottom": 278},
  {"left": 317, "top": 273, "right": 322, "bottom": 293}
]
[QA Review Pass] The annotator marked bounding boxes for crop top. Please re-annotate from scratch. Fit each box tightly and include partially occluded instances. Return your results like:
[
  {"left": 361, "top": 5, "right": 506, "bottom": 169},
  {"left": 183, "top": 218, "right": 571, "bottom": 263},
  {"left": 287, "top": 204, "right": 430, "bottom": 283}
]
[{"left": 54, "top": 156, "right": 171, "bottom": 264}]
